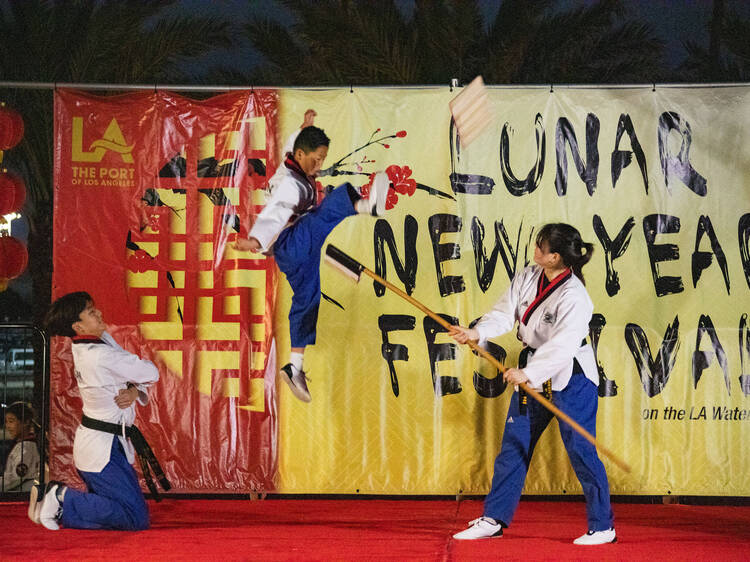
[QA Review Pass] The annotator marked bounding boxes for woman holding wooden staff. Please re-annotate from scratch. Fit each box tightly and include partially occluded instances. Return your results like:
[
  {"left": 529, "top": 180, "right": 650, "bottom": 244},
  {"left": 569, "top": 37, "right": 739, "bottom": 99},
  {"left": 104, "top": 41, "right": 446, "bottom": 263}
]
[{"left": 451, "top": 223, "right": 616, "bottom": 546}]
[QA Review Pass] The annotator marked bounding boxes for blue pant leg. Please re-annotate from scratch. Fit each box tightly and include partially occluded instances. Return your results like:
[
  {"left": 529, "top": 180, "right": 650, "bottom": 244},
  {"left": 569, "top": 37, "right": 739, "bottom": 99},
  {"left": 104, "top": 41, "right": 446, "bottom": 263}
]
[
  {"left": 274, "top": 234, "right": 320, "bottom": 348},
  {"left": 61, "top": 439, "right": 149, "bottom": 531},
  {"left": 483, "top": 391, "right": 553, "bottom": 526},
  {"left": 274, "top": 184, "right": 358, "bottom": 348},
  {"left": 304, "top": 183, "right": 358, "bottom": 249},
  {"left": 275, "top": 184, "right": 357, "bottom": 261},
  {"left": 556, "top": 374, "right": 614, "bottom": 531}
]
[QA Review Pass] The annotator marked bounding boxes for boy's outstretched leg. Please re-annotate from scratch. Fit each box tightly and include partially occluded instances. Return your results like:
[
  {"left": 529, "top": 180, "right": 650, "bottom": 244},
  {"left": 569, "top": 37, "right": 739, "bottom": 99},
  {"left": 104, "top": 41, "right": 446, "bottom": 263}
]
[{"left": 274, "top": 175, "right": 390, "bottom": 402}]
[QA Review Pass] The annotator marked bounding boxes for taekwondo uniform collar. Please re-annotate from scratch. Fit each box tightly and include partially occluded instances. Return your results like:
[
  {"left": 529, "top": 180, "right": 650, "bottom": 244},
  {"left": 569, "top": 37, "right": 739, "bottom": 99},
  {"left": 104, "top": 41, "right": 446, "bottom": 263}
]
[
  {"left": 521, "top": 267, "right": 572, "bottom": 326},
  {"left": 72, "top": 335, "right": 107, "bottom": 345},
  {"left": 284, "top": 152, "right": 316, "bottom": 190}
]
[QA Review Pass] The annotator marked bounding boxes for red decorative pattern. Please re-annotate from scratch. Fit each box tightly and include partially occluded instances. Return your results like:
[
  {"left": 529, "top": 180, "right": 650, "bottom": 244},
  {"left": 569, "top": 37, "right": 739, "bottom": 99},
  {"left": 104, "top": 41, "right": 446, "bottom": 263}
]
[
  {"left": 359, "top": 164, "right": 417, "bottom": 210},
  {"left": 52, "top": 89, "right": 279, "bottom": 492}
]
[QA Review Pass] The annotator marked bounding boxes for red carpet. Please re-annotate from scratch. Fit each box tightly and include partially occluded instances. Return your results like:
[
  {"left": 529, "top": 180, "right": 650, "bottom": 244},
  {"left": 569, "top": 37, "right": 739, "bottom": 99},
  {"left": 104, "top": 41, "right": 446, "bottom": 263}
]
[{"left": 2, "top": 498, "right": 749, "bottom": 560}]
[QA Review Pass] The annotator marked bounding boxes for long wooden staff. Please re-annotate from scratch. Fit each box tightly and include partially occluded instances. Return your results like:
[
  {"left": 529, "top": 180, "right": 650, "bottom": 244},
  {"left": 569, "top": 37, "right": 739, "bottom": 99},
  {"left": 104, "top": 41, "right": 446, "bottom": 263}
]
[{"left": 324, "top": 244, "right": 631, "bottom": 473}]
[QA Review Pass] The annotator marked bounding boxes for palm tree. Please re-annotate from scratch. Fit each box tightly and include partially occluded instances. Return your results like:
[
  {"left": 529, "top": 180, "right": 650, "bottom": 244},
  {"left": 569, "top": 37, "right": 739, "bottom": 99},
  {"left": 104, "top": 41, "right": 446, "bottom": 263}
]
[
  {"left": 0, "top": 0, "right": 231, "bottom": 323},
  {"left": 483, "top": 0, "right": 665, "bottom": 84},
  {"left": 679, "top": 0, "right": 750, "bottom": 81},
  {"left": 244, "top": 0, "right": 427, "bottom": 85},
  {"left": 243, "top": 0, "right": 665, "bottom": 86}
]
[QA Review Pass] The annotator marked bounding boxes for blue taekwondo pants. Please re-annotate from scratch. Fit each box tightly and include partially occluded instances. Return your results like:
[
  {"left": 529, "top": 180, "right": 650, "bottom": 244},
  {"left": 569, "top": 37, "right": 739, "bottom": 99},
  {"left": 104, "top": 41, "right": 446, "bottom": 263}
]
[
  {"left": 273, "top": 184, "right": 357, "bottom": 348},
  {"left": 61, "top": 438, "right": 149, "bottom": 531},
  {"left": 483, "top": 369, "right": 614, "bottom": 532}
]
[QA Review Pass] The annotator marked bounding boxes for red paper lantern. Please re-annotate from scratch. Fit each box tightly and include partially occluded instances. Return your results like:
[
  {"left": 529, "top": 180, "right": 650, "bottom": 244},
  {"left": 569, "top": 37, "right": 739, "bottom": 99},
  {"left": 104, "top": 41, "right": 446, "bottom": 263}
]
[
  {"left": 0, "top": 235, "right": 28, "bottom": 281},
  {"left": 0, "top": 171, "right": 26, "bottom": 215},
  {"left": 0, "top": 104, "right": 24, "bottom": 150}
]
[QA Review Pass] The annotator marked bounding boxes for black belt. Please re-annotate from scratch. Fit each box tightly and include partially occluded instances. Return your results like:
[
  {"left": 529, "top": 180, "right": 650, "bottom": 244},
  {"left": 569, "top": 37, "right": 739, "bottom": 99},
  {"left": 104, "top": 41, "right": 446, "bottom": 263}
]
[
  {"left": 517, "top": 347, "right": 550, "bottom": 415},
  {"left": 81, "top": 415, "right": 171, "bottom": 501}
]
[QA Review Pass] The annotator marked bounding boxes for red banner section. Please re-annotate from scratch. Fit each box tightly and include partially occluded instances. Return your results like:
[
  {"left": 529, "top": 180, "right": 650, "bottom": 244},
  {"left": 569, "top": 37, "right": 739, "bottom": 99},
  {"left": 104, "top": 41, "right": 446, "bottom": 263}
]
[{"left": 51, "top": 90, "right": 279, "bottom": 491}]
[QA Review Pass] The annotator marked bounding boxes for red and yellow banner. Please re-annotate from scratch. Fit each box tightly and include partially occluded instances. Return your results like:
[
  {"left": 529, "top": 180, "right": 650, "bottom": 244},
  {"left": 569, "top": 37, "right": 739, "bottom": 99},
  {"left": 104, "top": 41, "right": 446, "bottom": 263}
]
[
  {"left": 51, "top": 86, "right": 750, "bottom": 496},
  {"left": 52, "top": 90, "right": 279, "bottom": 491}
]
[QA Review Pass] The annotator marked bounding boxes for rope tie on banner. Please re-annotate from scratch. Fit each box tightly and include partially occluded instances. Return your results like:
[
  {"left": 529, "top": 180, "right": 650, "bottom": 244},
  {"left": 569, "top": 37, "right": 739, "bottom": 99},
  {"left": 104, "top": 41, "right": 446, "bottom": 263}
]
[
  {"left": 652, "top": 82, "right": 656, "bottom": 92},
  {"left": 350, "top": 83, "right": 353, "bottom": 93},
  {"left": 550, "top": 83, "right": 554, "bottom": 93}
]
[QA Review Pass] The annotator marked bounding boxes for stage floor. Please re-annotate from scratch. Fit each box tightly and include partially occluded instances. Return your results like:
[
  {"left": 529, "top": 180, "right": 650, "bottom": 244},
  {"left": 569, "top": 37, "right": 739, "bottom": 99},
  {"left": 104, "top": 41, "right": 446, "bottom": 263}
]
[{"left": 2, "top": 497, "right": 750, "bottom": 560}]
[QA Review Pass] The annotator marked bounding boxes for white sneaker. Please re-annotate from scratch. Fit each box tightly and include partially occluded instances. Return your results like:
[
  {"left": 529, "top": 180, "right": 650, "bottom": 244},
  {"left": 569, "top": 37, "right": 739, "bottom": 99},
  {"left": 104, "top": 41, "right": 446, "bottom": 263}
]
[
  {"left": 280, "top": 363, "right": 311, "bottom": 403},
  {"left": 368, "top": 171, "right": 389, "bottom": 216},
  {"left": 573, "top": 527, "right": 616, "bottom": 545},
  {"left": 39, "top": 482, "right": 65, "bottom": 531},
  {"left": 453, "top": 516, "right": 503, "bottom": 540},
  {"left": 28, "top": 482, "right": 42, "bottom": 524}
]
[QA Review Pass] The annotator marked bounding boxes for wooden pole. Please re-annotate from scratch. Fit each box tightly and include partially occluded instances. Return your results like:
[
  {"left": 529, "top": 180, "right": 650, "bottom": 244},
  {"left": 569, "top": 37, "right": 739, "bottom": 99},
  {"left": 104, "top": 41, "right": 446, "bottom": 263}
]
[{"left": 357, "top": 265, "right": 631, "bottom": 473}]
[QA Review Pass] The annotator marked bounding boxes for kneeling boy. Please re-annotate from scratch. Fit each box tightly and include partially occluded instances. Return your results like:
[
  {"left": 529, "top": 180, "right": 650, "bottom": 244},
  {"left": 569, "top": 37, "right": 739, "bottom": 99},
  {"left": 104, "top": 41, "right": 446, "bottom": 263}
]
[{"left": 31, "top": 291, "right": 161, "bottom": 531}]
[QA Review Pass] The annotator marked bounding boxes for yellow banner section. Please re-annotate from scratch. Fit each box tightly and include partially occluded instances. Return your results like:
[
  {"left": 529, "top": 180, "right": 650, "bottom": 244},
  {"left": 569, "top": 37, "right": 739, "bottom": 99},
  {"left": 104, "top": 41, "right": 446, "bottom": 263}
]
[{"left": 276, "top": 87, "right": 750, "bottom": 495}]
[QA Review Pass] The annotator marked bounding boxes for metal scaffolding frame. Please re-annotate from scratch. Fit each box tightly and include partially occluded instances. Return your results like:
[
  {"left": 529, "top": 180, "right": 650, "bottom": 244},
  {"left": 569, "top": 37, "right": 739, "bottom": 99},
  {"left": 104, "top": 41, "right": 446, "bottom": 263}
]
[{"left": 1, "top": 80, "right": 749, "bottom": 93}]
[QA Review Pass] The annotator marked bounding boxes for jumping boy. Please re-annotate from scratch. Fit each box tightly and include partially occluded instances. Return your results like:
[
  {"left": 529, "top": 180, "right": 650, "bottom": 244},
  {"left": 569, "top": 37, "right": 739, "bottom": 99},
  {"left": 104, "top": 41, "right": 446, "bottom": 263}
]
[
  {"left": 31, "top": 291, "right": 162, "bottom": 531},
  {"left": 235, "top": 110, "right": 389, "bottom": 403}
]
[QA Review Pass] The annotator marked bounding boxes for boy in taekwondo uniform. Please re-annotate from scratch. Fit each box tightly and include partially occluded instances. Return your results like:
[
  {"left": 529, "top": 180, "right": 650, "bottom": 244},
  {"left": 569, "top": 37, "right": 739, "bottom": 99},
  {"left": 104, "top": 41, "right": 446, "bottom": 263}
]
[
  {"left": 31, "top": 291, "right": 165, "bottom": 531},
  {"left": 451, "top": 223, "right": 616, "bottom": 546},
  {"left": 234, "top": 109, "right": 389, "bottom": 403}
]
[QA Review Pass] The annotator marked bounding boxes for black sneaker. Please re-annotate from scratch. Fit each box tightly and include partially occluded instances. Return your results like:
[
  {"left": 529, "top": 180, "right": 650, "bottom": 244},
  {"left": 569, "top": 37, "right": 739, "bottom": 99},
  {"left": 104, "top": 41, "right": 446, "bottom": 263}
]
[{"left": 280, "top": 363, "right": 311, "bottom": 402}]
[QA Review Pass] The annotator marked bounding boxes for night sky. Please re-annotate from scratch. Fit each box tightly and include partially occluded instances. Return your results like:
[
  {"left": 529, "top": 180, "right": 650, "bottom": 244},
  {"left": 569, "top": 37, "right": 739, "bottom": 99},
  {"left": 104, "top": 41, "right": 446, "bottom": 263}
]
[{"left": 173, "top": 0, "right": 749, "bottom": 80}]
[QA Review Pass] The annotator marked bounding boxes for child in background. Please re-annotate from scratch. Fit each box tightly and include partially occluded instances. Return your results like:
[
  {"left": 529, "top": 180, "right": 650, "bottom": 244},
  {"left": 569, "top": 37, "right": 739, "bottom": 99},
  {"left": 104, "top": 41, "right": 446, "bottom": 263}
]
[{"left": 1, "top": 401, "right": 40, "bottom": 492}]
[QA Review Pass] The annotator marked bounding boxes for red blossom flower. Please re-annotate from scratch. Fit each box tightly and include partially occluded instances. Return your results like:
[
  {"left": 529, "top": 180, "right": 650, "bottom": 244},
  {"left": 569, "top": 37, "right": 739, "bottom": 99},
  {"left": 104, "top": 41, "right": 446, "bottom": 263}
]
[
  {"left": 360, "top": 169, "right": 411, "bottom": 211},
  {"left": 383, "top": 144, "right": 390, "bottom": 149},
  {"left": 395, "top": 130, "right": 407, "bottom": 138},
  {"left": 127, "top": 249, "right": 153, "bottom": 273},
  {"left": 385, "top": 187, "right": 399, "bottom": 210},
  {"left": 147, "top": 213, "right": 161, "bottom": 231},
  {"left": 385, "top": 165, "right": 417, "bottom": 196}
]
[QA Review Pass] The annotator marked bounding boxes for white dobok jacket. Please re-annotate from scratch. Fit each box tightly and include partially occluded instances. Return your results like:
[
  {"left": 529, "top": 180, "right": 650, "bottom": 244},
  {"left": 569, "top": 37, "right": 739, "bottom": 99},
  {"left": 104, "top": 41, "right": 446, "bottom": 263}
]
[
  {"left": 474, "top": 264, "right": 598, "bottom": 391},
  {"left": 1, "top": 439, "right": 39, "bottom": 491},
  {"left": 71, "top": 331, "right": 159, "bottom": 472},
  {"left": 248, "top": 128, "right": 317, "bottom": 252}
]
